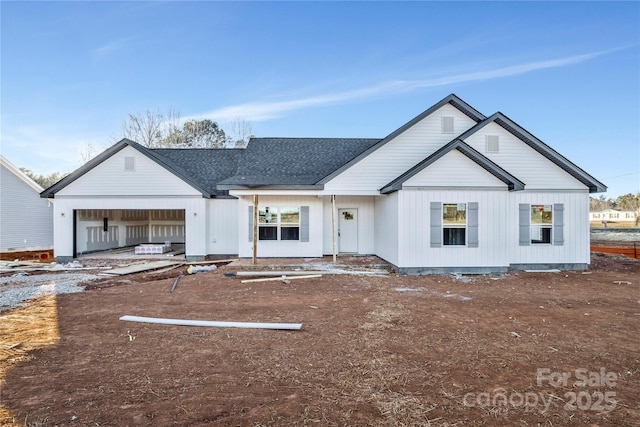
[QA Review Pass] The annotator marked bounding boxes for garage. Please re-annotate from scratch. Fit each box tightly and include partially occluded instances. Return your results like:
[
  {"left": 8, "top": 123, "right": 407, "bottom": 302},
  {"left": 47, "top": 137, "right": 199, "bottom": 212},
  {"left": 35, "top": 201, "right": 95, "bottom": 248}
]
[{"left": 75, "top": 209, "right": 186, "bottom": 256}]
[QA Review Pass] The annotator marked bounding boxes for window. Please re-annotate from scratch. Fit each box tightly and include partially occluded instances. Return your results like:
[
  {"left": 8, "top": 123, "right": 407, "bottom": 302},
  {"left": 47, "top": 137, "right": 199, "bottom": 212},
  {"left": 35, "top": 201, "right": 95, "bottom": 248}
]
[
  {"left": 441, "top": 116, "right": 454, "bottom": 134},
  {"left": 258, "top": 207, "right": 278, "bottom": 240},
  {"left": 485, "top": 135, "right": 499, "bottom": 153},
  {"left": 280, "top": 207, "right": 300, "bottom": 240},
  {"left": 531, "top": 205, "right": 552, "bottom": 244},
  {"left": 258, "top": 207, "right": 300, "bottom": 241},
  {"left": 124, "top": 156, "right": 135, "bottom": 171},
  {"left": 443, "top": 203, "right": 466, "bottom": 246}
]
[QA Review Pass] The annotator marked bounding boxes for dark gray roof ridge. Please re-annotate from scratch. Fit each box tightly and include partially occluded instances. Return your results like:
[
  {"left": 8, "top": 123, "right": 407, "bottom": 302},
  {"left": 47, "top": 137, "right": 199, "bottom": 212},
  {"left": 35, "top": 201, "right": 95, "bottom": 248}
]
[
  {"left": 380, "top": 139, "right": 526, "bottom": 194},
  {"left": 316, "top": 94, "right": 486, "bottom": 185}
]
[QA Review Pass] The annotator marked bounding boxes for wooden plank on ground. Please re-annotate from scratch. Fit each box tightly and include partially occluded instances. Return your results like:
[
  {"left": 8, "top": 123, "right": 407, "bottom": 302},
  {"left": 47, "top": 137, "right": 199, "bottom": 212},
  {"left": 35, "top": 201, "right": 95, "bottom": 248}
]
[
  {"left": 187, "top": 258, "right": 239, "bottom": 265},
  {"left": 101, "top": 261, "right": 182, "bottom": 276}
]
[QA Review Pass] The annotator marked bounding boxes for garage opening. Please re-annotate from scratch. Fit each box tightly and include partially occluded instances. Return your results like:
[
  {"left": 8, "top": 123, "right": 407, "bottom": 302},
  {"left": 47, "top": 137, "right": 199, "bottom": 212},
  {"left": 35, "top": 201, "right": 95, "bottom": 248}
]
[{"left": 75, "top": 209, "right": 185, "bottom": 256}]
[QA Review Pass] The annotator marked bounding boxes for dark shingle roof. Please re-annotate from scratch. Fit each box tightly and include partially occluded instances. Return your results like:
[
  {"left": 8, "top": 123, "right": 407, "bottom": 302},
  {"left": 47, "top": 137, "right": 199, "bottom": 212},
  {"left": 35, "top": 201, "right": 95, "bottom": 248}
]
[
  {"left": 218, "top": 138, "right": 381, "bottom": 188},
  {"left": 153, "top": 148, "right": 243, "bottom": 197}
]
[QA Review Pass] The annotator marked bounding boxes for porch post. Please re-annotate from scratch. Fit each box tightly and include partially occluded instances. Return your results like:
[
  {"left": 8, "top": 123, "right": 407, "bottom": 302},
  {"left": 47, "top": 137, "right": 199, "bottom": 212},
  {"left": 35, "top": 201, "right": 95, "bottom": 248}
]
[
  {"left": 252, "top": 194, "right": 258, "bottom": 264},
  {"left": 331, "top": 195, "right": 337, "bottom": 264}
]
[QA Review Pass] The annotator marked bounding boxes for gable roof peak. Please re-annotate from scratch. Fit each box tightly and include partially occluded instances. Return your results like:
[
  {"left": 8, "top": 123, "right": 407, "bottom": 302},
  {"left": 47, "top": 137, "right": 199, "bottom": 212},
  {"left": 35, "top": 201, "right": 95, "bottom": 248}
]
[{"left": 456, "top": 111, "right": 607, "bottom": 193}]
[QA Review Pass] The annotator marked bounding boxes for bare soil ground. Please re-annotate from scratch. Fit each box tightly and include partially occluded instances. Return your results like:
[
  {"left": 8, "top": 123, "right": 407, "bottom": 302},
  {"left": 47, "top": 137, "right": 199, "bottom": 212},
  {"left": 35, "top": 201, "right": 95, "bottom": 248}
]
[{"left": 1, "top": 254, "right": 639, "bottom": 426}]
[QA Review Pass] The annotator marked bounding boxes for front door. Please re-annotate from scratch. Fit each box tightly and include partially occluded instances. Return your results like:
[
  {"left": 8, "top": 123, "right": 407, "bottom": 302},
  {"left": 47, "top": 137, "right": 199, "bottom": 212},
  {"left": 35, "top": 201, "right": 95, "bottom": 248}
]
[{"left": 338, "top": 208, "right": 358, "bottom": 253}]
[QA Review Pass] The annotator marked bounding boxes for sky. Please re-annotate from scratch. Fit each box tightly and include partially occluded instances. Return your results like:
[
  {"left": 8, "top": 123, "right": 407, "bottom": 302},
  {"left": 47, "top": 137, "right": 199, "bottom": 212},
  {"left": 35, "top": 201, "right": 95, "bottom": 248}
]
[{"left": 1, "top": 1, "right": 639, "bottom": 198}]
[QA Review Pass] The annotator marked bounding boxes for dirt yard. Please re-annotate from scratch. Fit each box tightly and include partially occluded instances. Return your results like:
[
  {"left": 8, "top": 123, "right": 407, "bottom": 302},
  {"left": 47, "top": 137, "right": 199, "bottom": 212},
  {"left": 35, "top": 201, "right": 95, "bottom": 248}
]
[{"left": 1, "top": 254, "right": 638, "bottom": 426}]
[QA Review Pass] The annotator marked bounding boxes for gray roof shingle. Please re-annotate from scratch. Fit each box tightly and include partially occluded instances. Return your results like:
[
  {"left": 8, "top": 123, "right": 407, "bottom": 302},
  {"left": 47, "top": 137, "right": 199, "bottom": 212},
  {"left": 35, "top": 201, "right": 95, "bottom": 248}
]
[
  {"left": 153, "top": 148, "right": 243, "bottom": 197},
  {"left": 218, "top": 138, "right": 381, "bottom": 188}
]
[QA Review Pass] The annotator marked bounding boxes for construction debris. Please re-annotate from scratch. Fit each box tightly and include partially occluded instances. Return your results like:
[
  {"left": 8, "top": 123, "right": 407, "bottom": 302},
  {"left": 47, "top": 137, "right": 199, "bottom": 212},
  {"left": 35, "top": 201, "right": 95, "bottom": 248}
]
[
  {"left": 0, "top": 260, "right": 111, "bottom": 274},
  {"left": 240, "top": 274, "right": 322, "bottom": 284},
  {"left": 119, "top": 315, "right": 302, "bottom": 330},
  {"left": 186, "top": 265, "right": 217, "bottom": 274},
  {"left": 188, "top": 258, "right": 239, "bottom": 265},
  {"left": 99, "top": 261, "right": 181, "bottom": 276},
  {"left": 236, "top": 269, "right": 388, "bottom": 277},
  {"left": 170, "top": 274, "right": 183, "bottom": 293}
]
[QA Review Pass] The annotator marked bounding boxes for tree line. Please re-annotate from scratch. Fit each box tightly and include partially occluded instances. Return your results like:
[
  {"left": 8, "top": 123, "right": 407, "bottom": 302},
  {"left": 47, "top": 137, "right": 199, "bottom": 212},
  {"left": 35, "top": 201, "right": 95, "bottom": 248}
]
[
  {"left": 121, "top": 109, "right": 253, "bottom": 149},
  {"left": 19, "top": 109, "right": 253, "bottom": 188},
  {"left": 590, "top": 193, "right": 640, "bottom": 216}
]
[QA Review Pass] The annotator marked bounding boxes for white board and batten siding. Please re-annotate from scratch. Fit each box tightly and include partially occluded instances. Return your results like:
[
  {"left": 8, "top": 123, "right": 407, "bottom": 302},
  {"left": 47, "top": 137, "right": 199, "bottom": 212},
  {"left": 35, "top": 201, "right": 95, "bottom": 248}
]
[
  {"left": 374, "top": 192, "right": 399, "bottom": 266},
  {"left": 321, "top": 196, "right": 375, "bottom": 255},
  {"left": 238, "top": 195, "right": 323, "bottom": 258},
  {"left": 323, "top": 104, "right": 478, "bottom": 194},
  {"left": 206, "top": 199, "right": 239, "bottom": 255},
  {"left": 402, "top": 150, "right": 508, "bottom": 189},
  {"left": 0, "top": 157, "right": 53, "bottom": 251},
  {"left": 508, "top": 191, "right": 590, "bottom": 266},
  {"left": 56, "top": 146, "right": 201, "bottom": 197},
  {"left": 397, "top": 189, "right": 510, "bottom": 269},
  {"left": 463, "top": 123, "right": 588, "bottom": 191}
]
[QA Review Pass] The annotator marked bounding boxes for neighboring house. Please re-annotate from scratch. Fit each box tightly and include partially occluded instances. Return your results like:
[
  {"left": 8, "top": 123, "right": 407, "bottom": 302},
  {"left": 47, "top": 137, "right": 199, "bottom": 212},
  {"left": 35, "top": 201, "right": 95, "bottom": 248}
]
[
  {"left": 590, "top": 209, "right": 637, "bottom": 223},
  {"left": 1, "top": 155, "right": 53, "bottom": 253},
  {"left": 41, "top": 94, "right": 606, "bottom": 273}
]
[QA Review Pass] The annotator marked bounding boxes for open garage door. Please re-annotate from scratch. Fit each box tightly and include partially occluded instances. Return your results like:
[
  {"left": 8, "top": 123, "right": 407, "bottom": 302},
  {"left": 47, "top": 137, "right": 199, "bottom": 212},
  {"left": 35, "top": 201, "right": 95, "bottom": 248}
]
[{"left": 75, "top": 209, "right": 185, "bottom": 255}]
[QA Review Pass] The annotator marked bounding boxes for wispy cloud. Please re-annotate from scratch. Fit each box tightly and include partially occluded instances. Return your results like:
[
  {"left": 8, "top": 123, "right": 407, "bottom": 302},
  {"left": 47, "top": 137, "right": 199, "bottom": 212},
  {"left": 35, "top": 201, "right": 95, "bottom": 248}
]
[
  {"left": 91, "top": 38, "right": 130, "bottom": 61},
  {"left": 187, "top": 48, "right": 623, "bottom": 123}
]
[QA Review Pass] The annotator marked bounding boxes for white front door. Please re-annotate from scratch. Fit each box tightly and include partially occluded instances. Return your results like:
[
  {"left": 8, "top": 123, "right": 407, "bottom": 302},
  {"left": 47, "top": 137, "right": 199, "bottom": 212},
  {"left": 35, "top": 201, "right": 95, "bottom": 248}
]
[{"left": 338, "top": 208, "right": 358, "bottom": 253}]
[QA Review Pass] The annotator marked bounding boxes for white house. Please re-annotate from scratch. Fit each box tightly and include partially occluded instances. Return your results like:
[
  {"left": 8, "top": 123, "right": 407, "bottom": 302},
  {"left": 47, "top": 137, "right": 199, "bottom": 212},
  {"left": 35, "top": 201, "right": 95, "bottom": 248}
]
[
  {"left": 42, "top": 94, "right": 606, "bottom": 273},
  {"left": 589, "top": 209, "right": 637, "bottom": 223},
  {"left": 1, "top": 155, "right": 53, "bottom": 254}
]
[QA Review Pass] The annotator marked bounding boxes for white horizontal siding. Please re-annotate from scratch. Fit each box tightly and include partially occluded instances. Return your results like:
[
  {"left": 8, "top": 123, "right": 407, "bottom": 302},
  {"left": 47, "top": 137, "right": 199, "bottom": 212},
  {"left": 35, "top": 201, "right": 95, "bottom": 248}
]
[
  {"left": 508, "top": 191, "right": 590, "bottom": 265},
  {"left": 57, "top": 146, "right": 201, "bottom": 197},
  {"left": 397, "top": 189, "right": 510, "bottom": 268},
  {"left": 324, "top": 104, "right": 477, "bottom": 193},
  {"left": 463, "top": 123, "right": 587, "bottom": 190},
  {"left": 403, "top": 150, "right": 507, "bottom": 188},
  {"left": 238, "top": 195, "right": 323, "bottom": 258},
  {"left": 0, "top": 163, "right": 53, "bottom": 251},
  {"left": 321, "top": 196, "right": 375, "bottom": 255},
  {"left": 206, "top": 199, "right": 239, "bottom": 255},
  {"left": 374, "top": 193, "right": 399, "bottom": 265}
]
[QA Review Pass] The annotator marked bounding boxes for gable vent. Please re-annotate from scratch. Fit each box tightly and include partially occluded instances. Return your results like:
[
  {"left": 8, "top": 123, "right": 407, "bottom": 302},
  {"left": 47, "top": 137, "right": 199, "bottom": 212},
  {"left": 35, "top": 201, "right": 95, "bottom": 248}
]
[
  {"left": 485, "top": 135, "right": 499, "bottom": 153},
  {"left": 124, "top": 156, "right": 135, "bottom": 171},
  {"left": 441, "top": 116, "right": 454, "bottom": 134}
]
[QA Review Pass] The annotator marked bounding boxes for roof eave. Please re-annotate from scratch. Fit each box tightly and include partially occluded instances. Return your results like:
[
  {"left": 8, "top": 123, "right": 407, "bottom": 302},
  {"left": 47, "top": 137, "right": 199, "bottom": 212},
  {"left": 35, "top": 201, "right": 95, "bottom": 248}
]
[
  {"left": 380, "top": 139, "right": 525, "bottom": 194},
  {"left": 465, "top": 113, "right": 607, "bottom": 194},
  {"left": 317, "top": 94, "right": 486, "bottom": 185},
  {"left": 40, "top": 139, "right": 212, "bottom": 198}
]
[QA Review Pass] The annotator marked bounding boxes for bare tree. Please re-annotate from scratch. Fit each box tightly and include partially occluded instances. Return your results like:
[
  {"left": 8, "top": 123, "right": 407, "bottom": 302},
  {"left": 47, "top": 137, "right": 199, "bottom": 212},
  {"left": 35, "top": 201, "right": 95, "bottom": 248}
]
[
  {"left": 227, "top": 117, "right": 253, "bottom": 148},
  {"left": 121, "top": 109, "right": 181, "bottom": 148},
  {"left": 79, "top": 143, "right": 97, "bottom": 164}
]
